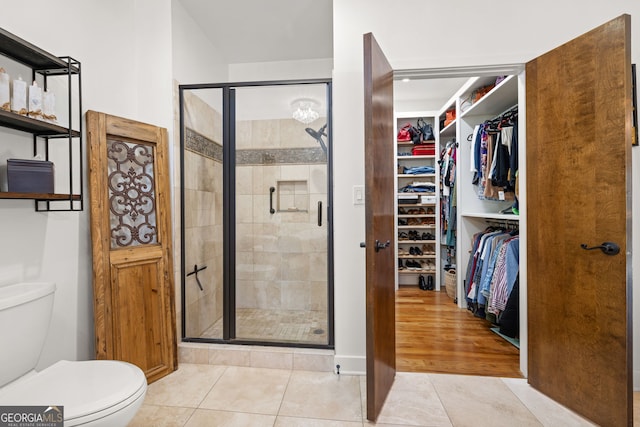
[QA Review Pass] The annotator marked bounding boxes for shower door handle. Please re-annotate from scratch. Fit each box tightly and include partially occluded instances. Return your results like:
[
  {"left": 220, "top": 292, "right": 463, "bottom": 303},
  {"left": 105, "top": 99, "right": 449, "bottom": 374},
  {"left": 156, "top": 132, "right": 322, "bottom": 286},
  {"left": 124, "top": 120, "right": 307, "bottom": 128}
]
[
  {"left": 317, "top": 201, "right": 322, "bottom": 226},
  {"left": 269, "top": 186, "right": 275, "bottom": 214}
]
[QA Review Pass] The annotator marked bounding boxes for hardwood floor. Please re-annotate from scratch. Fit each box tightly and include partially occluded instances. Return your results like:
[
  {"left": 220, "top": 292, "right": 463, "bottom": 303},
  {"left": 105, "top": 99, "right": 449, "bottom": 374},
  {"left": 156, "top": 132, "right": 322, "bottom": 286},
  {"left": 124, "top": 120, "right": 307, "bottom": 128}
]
[{"left": 395, "top": 286, "right": 522, "bottom": 378}]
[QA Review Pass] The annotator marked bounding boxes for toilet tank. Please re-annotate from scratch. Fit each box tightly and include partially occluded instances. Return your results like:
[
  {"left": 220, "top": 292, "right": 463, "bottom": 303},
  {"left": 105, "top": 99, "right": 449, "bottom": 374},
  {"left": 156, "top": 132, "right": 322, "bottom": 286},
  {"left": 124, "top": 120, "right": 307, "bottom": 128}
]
[{"left": 0, "top": 282, "right": 56, "bottom": 387}]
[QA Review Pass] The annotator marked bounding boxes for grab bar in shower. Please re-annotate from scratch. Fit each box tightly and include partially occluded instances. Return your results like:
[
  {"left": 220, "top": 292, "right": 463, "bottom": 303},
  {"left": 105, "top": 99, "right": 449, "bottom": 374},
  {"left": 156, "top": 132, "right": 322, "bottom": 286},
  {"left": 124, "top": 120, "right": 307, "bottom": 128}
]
[
  {"left": 186, "top": 264, "right": 207, "bottom": 291},
  {"left": 269, "top": 186, "right": 275, "bottom": 214},
  {"left": 317, "top": 201, "right": 322, "bottom": 226}
]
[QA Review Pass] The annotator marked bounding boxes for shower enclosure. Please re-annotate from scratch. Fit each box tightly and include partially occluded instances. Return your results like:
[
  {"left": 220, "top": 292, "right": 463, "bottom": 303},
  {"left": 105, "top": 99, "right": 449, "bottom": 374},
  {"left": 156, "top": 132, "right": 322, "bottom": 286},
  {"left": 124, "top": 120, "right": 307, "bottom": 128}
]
[{"left": 179, "top": 80, "right": 333, "bottom": 347}]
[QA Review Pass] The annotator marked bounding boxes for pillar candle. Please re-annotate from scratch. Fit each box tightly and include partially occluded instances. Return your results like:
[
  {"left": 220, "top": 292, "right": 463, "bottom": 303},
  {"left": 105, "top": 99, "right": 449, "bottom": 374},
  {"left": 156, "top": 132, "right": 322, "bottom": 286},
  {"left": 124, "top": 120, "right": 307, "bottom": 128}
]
[
  {"left": 11, "top": 76, "right": 27, "bottom": 115},
  {"left": 28, "top": 81, "right": 42, "bottom": 119},
  {"left": 0, "top": 68, "right": 9, "bottom": 111},
  {"left": 42, "top": 90, "right": 56, "bottom": 122}
]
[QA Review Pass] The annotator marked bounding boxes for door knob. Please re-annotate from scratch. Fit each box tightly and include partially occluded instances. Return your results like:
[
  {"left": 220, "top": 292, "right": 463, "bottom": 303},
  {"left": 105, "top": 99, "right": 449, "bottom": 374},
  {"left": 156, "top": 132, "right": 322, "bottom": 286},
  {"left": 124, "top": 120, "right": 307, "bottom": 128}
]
[
  {"left": 580, "top": 242, "right": 620, "bottom": 256},
  {"left": 375, "top": 240, "right": 390, "bottom": 252}
]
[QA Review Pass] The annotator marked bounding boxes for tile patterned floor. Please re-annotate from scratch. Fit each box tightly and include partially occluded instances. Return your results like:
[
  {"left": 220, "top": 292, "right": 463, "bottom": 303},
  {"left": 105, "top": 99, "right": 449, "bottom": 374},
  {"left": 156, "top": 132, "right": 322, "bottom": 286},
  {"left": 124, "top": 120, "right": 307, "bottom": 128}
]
[
  {"left": 128, "top": 363, "right": 606, "bottom": 426},
  {"left": 202, "top": 308, "right": 328, "bottom": 345}
]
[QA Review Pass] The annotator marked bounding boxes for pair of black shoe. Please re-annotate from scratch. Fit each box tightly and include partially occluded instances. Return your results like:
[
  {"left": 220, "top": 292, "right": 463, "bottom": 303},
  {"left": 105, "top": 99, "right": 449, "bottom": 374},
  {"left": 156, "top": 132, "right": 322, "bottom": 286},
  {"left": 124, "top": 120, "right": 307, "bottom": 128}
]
[
  {"left": 404, "top": 260, "right": 421, "bottom": 269},
  {"left": 419, "top": 274, "right": 434, "bottom": 291},
  {"left": 409, "top": 246, "right": 423, "bottom": 255}
]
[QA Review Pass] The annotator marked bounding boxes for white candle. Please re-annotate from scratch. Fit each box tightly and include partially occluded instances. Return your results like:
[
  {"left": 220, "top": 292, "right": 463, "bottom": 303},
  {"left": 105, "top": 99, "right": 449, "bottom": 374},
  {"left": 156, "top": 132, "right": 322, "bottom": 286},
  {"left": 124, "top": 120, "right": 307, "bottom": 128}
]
[
  {"left": 0, "top": 68, "right": 9, "bottom": 111},
  {"left": 42, "top": 90, "right": 56, "bottom": 122},
  {"left": 28, "top": 81, "right": 42, "bottom": 119},
  {"left": 11, "top": 76, "right": 27, "bottom": 115}
]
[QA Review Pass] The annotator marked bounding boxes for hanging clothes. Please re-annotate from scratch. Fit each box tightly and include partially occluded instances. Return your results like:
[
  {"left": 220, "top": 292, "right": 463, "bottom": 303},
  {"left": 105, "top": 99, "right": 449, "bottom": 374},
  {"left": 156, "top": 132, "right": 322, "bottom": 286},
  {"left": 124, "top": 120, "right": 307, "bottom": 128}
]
[
  {"left": 439, "top": 140, "right": 457, "bottom": 248},
  {"left": 464, "top": 226, "right": 519, "bottom": 329},
  {"left": 470, "top": 107, "right": 518, "bottom": 201}
]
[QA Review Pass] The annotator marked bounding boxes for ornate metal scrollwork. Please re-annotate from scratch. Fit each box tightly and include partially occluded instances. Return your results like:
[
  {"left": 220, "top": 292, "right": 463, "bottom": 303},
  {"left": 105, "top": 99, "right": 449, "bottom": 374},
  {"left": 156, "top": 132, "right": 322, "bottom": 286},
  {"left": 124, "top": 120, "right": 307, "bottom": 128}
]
[{"left": 107, "top": 139, "right": 157, "bottom": 248}]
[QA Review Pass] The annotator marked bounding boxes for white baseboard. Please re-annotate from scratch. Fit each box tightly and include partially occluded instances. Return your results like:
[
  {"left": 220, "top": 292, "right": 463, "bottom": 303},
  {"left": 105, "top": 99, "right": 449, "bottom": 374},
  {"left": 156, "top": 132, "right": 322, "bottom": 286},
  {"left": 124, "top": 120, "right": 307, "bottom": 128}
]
[{"left": 333, "top": 354, "right": 366, "bottom": 375}]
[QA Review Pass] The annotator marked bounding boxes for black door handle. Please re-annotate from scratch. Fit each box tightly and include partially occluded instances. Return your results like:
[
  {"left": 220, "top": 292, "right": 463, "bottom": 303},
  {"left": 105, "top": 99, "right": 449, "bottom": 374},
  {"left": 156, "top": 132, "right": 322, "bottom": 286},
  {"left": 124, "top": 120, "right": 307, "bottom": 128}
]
[
  {"left": 580, "top": 242, "right": 620, "bottom": 256},
  {"left": 318, "top": 201, "right": 322, "bottom": 226},
  {"left": 375, "top": 240, "right": 390, "bottom": 252},
  {"left": 269, "top": 186, "right": 275, "bottom": 214}
]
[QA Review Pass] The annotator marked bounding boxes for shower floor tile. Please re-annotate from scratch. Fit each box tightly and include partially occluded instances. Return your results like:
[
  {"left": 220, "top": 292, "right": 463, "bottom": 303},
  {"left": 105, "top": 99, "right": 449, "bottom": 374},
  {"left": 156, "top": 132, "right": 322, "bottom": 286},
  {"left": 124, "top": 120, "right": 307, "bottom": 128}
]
[{"left": 201, "top": 308, "right": 328, "bottom": 345}]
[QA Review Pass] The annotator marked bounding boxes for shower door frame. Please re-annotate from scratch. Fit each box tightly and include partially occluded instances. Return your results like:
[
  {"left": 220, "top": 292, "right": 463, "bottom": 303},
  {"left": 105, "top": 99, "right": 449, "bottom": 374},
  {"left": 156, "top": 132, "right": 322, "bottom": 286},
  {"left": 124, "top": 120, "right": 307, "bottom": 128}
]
[{"left": 179, "top": 78, "right": 334, "bottom": 349}]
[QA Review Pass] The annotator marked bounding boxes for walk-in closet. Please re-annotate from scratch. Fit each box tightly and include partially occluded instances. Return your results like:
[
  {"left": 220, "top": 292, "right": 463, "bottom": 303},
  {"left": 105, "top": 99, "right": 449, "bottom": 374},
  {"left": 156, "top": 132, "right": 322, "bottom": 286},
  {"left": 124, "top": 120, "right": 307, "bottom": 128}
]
[{"left": 393, "top": 70, "right": 523, "bottom": 377}]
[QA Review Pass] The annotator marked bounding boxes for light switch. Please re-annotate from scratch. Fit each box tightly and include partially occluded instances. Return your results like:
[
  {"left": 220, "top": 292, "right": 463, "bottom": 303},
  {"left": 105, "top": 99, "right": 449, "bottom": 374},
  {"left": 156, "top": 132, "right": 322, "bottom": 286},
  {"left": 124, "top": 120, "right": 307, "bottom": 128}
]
[{"left": 353, "top": 185, "right": 364, "bottom": 205}]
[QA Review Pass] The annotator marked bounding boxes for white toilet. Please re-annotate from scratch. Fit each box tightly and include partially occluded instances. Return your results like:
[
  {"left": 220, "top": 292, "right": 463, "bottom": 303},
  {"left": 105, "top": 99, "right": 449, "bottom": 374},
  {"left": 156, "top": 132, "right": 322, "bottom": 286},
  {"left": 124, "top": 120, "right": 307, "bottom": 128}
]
[{"left": 0, "top": 282, "right": 147, "bottom": 426}]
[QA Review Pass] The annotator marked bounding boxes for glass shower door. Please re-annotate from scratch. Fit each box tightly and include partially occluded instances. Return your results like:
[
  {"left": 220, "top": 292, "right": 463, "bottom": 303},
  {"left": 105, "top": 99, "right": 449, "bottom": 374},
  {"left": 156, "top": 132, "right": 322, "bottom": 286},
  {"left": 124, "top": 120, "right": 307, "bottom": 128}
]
[
  {"left": 233, "top": 83, "right": 330, "bottom": 345},
  {"left": 181, "top": 87, "right": 225, "bottom": 340}
]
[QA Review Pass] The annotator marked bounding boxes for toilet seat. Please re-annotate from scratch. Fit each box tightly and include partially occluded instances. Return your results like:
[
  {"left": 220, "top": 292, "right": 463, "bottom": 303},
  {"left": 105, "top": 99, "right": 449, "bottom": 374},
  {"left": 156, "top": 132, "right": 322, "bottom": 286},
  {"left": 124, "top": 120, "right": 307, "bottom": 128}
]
[{"left": 0, "top": 360, "right": 146, "bottom": 426}]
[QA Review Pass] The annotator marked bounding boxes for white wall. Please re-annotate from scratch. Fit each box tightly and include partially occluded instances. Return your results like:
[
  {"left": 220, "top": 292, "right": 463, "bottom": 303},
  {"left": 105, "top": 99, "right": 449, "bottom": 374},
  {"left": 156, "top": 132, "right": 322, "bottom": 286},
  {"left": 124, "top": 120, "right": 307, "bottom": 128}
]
[
  {"left": 0, "top": 0, "right": 174, "bottom": 369},
  {"left": 228, "top": 58, "right": 333, "bottom": 81},
  {"left": 332, "top": 0, "right": 640, "bottom": 381},
  {"left": 171, "top": 0, "right": 229, "bottom": 85}
]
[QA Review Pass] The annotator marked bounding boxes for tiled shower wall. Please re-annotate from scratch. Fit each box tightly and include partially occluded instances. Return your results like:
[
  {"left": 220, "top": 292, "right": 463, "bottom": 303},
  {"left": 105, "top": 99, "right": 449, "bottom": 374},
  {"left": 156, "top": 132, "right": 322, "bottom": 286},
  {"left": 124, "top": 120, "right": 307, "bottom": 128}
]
[
  {"left": 180, "top": 87, "right": 328, "bottom": 338},
  {"left": 183, "top": 91, "right": 224, "bottom": 338},
  {"left": 235, "top": 117, "right": 328, "bottom": 314}
]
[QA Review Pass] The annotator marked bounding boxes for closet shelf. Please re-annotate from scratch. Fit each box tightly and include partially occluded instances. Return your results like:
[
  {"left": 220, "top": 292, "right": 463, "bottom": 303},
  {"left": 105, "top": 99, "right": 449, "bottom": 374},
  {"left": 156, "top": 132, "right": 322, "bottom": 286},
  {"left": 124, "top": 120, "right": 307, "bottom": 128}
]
[
  {"left": 440, "top": 120, "right": 456, "bottom": 136},
  {"left": 399, "top": 239, "right": 436, "bottom": 244},
  {"left": 397, "top": 192, "right": 436, "bottom": 197},
  {"left": 398, "top": 255, "right": 437, "bottom": 259},
  {"left": 397, "top": 155, "right": 435, "bottom": 160},
  {"left": 398, "top": 203, "right": 435, "bottom": 207},
  {"left": 460, "top": 75, "right": 517, "bottom": 119},
  {"left": 398, "top": 269, "right": 436, "bottom": 275},
  {"left": 398, "top": 215, "right": 435, "bottom": 218},
  {"left": 397, "top": 174, "right": 436, "bottom": 178},
  {"left": 461, "top": 212, "right": 520, "bottom": 221},
  {"left": 398, "top": 225, "right": 435, "bottom": 229}
]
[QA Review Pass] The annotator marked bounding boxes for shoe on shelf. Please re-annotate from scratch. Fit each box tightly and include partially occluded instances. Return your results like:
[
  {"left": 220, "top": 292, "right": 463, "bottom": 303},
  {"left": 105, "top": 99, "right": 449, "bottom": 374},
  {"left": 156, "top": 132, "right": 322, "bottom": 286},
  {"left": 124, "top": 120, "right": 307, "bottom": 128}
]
[
  {"left": 422, "top": 244, "right": 435, "bottom": 255},
  {"left": 399, "top": 232, "right": 409, "bottom": 240},
  {"left": 409, "top": 247, "right": 416, "bottom": 255},
  {"left": 398, "top": 259, "right": 404, "bottom": 270},
  {"left": 414, "top": 246, "right": 423, "bottom": 255},
  {"left": 398, "top": 218, "right": 408, "bottom": 226},
  {"left": 406, "top": 260, "right": 420, "bottom": 270},
  {"left": 421, "top": 232, "right": 434, "bottom": 241}
]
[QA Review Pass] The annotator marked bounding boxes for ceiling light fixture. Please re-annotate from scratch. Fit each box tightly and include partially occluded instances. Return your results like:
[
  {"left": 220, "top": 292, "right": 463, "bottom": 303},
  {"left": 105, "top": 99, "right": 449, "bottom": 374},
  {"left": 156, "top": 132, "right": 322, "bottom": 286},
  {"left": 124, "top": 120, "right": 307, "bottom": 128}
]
[{"left": 291, "top": 98, "right": 320, "bottom": 124}]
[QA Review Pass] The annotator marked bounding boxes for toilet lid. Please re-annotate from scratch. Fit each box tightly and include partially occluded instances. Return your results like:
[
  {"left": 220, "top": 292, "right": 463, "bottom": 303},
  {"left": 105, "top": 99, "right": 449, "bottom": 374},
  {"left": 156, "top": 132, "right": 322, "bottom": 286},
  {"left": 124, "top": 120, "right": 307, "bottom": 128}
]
[{"left": 0, "top": 360, "right": 146, "bottom": 422}]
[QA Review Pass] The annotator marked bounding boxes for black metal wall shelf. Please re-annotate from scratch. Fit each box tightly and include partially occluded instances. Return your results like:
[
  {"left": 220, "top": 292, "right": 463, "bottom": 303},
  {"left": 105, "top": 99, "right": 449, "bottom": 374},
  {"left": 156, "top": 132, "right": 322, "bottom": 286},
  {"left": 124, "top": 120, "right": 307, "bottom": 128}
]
[
  {"left": 0, "top": 28, "right": 80, "bottom": 74},
  {"left": 0, "top": 27, "right": 82, "bottom": 211},
  {"left": 0, "top": 109, "right": 80, "bottom": 137}
]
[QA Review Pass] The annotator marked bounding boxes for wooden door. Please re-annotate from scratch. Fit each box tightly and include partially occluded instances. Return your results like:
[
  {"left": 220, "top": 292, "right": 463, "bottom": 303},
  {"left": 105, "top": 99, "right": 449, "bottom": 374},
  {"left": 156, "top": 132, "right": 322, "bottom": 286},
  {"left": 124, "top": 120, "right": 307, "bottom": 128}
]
[
  {"left": 363, "top": 32, "right": 396, "bottom": 422},
  {"left": 87, "top": 111, "right": 177, "bottom": 384},
  {"left": 526, "top": 15, "right": 632, "bottom": 426}
]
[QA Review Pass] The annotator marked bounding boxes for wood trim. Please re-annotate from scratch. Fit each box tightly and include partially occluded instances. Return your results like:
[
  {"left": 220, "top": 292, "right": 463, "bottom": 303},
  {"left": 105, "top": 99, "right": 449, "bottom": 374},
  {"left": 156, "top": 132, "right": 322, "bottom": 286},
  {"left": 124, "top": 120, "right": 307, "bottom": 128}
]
[{"left": 87, "top": 110, "right": 111, "bottom": 359}]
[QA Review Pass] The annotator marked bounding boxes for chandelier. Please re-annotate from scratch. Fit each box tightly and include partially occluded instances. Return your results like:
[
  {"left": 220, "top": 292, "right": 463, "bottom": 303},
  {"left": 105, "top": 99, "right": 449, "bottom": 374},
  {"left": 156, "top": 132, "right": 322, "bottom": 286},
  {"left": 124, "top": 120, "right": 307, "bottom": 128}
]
[{"left": 291, "top": 98, "right": 320, "bottom": 124}]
